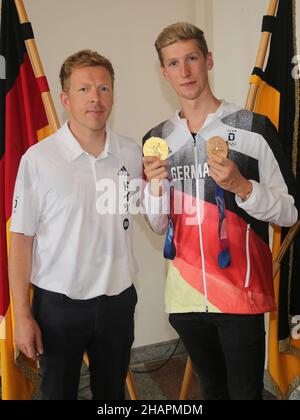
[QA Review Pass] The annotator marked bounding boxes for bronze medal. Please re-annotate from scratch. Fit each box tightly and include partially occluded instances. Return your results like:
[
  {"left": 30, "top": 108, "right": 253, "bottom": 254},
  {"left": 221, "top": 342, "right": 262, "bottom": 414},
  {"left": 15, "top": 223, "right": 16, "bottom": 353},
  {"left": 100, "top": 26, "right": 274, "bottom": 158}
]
[{"left": 206, "top": 136, "right": 228, "bottom": 159}]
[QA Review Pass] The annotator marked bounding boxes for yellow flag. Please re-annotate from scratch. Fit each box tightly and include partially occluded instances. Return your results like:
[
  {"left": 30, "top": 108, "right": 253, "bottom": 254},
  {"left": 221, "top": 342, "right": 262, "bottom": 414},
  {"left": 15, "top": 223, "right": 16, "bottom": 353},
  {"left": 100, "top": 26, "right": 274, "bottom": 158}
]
[{"left": 249, "top": 0, "right": 300, "bottom": 399}]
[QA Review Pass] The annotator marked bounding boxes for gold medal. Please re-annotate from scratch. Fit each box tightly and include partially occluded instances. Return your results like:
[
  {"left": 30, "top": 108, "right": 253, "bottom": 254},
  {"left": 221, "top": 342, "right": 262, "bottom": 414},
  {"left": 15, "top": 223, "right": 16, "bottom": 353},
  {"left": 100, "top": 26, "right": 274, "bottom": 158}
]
[
  {"left": 143, "top": 137, "right": 169, "bottom": 160},
  {"left": 206, "top": 136, "right": 228, "bottom": 159}
]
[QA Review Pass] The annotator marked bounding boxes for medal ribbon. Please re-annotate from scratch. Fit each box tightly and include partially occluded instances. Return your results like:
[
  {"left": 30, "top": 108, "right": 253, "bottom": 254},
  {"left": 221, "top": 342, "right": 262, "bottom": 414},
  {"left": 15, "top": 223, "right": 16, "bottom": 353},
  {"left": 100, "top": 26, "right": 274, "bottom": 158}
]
[
  {"left": 163, "top": 183, "right": 176, "bottom": 260},
  {"left": 215, "top": 185, "right": 231, "bottom": 268},
  {"left": 163, "top": 216, "right": 176, "bottom": 260}
]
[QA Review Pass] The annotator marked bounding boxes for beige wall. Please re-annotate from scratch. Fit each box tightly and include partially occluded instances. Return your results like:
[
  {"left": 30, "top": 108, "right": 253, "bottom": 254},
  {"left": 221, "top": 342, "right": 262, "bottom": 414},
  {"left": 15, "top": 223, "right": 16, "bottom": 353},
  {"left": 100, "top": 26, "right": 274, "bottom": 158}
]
[
  {"left": 4, "top": 0, "right": 298, "bottom": 347},
  {"left": 212, "top": 0, "right": 269, "bottom": 106}
]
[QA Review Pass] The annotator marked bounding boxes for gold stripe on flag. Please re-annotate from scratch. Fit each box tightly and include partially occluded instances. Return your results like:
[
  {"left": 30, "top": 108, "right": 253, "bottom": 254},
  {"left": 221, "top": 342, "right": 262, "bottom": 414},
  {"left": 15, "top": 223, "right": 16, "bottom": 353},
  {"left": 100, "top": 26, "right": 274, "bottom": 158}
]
[{"left": 249, "top": 74, "right": 280, "bottom": 129}]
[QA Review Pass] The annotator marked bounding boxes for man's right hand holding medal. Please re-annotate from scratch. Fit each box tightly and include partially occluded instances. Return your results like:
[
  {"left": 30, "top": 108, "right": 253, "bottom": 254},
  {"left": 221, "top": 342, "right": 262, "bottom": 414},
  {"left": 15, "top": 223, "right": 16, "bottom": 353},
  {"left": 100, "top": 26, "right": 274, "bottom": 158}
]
[
  {"left": 143, "top": 137, "right": 169, "bottom": 197},
  {"left": 143, "top": 137, "right": 176, "bottom": 260}
]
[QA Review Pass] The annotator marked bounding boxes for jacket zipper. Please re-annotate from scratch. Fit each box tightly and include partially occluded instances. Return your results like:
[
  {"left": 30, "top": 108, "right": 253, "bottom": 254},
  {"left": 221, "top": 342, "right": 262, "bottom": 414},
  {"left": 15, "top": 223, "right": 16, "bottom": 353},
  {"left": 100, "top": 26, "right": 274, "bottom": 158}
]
[
  {"left": 193, "top": 137, "right": 209, "bottom": 312},
  {"left": 244, "top": 224, "right": 251, "bottom": 288}
]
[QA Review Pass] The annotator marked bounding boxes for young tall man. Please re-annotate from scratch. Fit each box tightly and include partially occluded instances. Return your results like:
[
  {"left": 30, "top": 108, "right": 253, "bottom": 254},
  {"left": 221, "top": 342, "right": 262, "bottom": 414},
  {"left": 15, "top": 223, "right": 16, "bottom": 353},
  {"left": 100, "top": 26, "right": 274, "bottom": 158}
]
[
  {"left": 143, "top": 22, "right": 298, "bottom": 400},
  {"left": 9, "top": 50, "right": 141, "bottom": 400}
]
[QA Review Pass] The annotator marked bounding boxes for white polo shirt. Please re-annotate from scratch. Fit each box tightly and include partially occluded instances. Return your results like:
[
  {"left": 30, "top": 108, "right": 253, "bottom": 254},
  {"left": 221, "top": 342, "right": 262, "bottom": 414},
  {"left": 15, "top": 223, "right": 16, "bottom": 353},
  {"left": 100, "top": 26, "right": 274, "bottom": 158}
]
[{"left": 10, "top": 122, "right": 142, "bottom": 299}]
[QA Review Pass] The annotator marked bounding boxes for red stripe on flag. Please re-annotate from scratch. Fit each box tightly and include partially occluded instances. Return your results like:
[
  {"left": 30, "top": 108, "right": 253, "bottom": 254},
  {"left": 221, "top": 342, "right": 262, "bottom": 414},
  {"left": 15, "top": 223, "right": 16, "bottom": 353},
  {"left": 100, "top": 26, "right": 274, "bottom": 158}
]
[
  {"left": 36, "top": 76, "right": 49, "bottom": 93},
  {"left": 4, "top": 53, "right": 48, "bottom": 223},
  {"left": 0, "top": 53, "right": 48, "bottom": 319},
  {"left": 0, "top": 158, "right": 9, "bottom": 318}
]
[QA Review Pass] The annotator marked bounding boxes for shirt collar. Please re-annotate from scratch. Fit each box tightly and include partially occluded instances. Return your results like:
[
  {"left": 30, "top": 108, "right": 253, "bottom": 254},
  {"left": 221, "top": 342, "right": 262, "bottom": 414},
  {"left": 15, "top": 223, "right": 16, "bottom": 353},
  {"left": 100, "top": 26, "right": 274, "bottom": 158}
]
[
  {"left": 104, "top": 126, "right": 122, "bottom": 160},
  {"left": 171, "top": 99, "right": 228, "bottom": 130},
  {"left": 59, "top": 122, "right": 122, "bottom": 161}
]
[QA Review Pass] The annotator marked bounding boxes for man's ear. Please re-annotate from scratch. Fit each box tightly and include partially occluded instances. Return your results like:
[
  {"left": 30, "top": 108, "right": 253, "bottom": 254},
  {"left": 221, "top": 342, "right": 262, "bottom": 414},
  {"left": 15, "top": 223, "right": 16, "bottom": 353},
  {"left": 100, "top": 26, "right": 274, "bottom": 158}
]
[
  {"left": 206, "top": 52, "right": 214, "bottom": 71},
  {"left": 161, "top": 65, "right": 169, "bottom": 81},
  {"left": 60, "top": 91, "right": 70, "bottom": 110}
]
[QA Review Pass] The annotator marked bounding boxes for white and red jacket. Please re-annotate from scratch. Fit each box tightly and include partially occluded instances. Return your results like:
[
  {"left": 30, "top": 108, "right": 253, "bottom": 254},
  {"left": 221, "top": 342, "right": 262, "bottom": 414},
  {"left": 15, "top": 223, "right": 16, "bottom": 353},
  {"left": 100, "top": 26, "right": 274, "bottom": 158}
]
[{"left": 143, "top": 102, "right": 298, "bottom": 314}]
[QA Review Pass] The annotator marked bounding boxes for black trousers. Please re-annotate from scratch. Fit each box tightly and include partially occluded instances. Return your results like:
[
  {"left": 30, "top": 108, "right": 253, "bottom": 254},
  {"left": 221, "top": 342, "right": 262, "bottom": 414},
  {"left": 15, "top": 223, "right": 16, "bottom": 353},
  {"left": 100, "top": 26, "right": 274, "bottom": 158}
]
[
  {"left": 169, "top": 312, "right": 265, "bottom": 400},
  {"left": 32, "top": 284, "right": 137, "bottom": 400}
]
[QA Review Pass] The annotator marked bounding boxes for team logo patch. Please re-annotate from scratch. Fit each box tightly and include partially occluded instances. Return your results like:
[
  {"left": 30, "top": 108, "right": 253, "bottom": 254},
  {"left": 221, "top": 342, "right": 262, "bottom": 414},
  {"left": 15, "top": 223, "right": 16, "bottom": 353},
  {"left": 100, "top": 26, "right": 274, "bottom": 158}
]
[
  {"left": 227, "top": 130, "right": 237, "bottom": 146},
  {"left": 123, "top": 218, "right": 129, "bottom": 230}
]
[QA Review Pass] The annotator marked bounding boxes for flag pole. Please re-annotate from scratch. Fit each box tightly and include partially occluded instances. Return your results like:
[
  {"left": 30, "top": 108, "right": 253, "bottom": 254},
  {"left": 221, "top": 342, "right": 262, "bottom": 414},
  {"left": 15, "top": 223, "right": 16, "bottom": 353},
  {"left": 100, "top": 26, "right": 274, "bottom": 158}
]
[
  {"left": 245, "top": 0, "right": 279, "bottom": 110},
  {"left": 272, "top": 221, "right": 300, "bottom": 278},
  {"left": 14, "top": 0, "right": 60, "bottom": 132}
]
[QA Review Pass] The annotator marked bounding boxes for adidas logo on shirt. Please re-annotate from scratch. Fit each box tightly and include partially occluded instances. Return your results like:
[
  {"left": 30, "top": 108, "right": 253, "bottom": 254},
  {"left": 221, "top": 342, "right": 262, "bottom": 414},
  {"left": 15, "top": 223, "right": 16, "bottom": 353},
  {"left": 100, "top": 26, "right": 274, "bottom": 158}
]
[{"left": 118, "top": 166, "right": 130, "bottom": 176}]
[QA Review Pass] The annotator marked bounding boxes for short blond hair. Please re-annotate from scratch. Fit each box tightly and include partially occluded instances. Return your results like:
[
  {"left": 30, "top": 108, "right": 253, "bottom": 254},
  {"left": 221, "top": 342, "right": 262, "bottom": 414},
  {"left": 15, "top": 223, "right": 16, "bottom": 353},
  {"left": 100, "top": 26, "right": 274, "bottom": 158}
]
[
  {"left": 59, "top": 49, "right": 115, "bottom": 91},
  {"left": 155, "top": 22, "right": 209, "bottom": 66}
]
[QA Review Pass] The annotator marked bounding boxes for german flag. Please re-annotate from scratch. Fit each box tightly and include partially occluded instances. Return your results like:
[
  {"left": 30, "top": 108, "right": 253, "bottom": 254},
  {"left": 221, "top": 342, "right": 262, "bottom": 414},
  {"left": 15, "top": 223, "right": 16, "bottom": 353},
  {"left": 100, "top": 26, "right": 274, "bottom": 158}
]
[
  {"left": 249, "top": 0, "right": 300, "bottom": 399},
  {"left": 0, "top": 0, "right": 52, "bottom": 399}
]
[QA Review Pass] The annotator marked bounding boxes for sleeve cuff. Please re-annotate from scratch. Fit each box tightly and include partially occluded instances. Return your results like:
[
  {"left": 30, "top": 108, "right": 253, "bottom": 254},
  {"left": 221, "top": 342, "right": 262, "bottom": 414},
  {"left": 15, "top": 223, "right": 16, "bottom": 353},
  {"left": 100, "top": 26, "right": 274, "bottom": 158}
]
[
  {"left": 144, "top": 182, "right": 169, "bottom": 215},
  {"left": 235, "top": 180, "right": 257, "bottom": 209}
]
